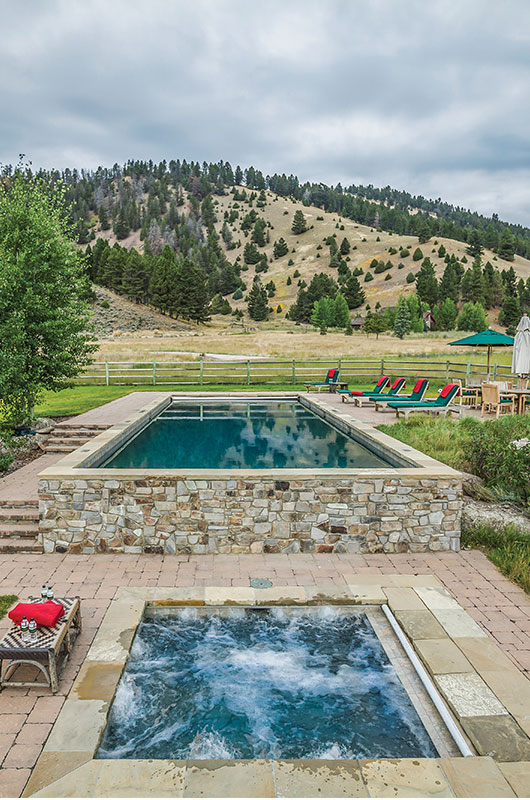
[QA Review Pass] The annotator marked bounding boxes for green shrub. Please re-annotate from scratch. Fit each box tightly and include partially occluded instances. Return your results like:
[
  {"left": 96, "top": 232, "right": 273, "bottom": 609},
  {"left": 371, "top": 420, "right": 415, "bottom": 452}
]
[
  {"left": 100, "top": 300, "right": 110, "bottom": 309},
  {"left": 0, "top": 452, "right": 14, "bottom": 472},
  {"left": 469, "top": 416, "right": 530, "bottom": 507}
]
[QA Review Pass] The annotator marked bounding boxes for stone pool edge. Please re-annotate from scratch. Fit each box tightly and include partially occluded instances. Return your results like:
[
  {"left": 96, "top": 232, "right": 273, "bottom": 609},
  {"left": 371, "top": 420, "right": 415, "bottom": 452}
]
[
  {"left": 24, "top": 578, "right": 530, "bottom": 797},
  {"left": 37, "top": 392, "right": 463, "bottom": 555}
]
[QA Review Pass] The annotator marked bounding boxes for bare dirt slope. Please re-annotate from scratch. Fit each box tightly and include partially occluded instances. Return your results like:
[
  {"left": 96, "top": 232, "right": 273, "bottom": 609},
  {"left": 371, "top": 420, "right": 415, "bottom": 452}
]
[{"left": 90, "top": 286, "right": 195, "bottom": 337}]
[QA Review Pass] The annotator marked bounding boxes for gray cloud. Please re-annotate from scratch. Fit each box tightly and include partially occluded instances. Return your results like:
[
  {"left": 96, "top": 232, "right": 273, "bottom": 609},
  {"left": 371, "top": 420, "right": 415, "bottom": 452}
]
[{"left": 1, "top": 0, "right": 530, "bottom": 223}]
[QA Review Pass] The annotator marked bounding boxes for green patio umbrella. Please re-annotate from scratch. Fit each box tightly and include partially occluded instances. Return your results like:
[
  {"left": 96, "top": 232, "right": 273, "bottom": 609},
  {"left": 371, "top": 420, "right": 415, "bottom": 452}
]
[{"left": 448, "top": 328, "right": 514, "bottom": 374}]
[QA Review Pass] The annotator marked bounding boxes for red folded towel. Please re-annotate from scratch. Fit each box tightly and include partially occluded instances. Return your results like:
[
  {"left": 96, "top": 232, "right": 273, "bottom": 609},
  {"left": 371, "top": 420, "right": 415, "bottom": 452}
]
[{"left": 8, "top": 601, "right": 64, "bottom": 629}]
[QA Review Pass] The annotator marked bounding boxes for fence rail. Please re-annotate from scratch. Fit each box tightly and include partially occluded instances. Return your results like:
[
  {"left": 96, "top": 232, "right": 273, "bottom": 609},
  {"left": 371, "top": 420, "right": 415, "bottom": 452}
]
[{"left": 76, "top": 357, "right": 517, "bottom": 387}]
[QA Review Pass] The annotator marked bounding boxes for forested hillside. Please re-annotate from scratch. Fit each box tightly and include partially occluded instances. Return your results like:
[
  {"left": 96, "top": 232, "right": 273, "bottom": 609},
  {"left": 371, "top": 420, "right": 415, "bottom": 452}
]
[{"left": 3, "top": 159, "right": 530, "bottom": 335}]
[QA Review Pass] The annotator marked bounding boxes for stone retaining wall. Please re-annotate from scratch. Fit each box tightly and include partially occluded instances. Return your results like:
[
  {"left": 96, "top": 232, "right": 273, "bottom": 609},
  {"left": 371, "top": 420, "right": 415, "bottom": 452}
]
[{"left": 38, "top": 475, "right": 462, "bottom": 555}]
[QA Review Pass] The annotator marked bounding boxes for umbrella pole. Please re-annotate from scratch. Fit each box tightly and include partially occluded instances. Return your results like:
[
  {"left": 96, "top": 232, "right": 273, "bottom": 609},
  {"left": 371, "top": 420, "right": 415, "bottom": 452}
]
[{"left": 487, "top": 346, "right": 491, "bottom": 377}]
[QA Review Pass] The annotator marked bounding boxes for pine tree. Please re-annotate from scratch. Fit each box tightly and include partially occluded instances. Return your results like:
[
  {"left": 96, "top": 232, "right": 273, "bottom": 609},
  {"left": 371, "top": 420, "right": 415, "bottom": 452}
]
[
  {"left": 417, "top": 219, "right": 431, "bottom": 244},
  {"left": 98, "top": 205, "right": 110, "bottom": 230},
  {"left": 121, "top": 248, "right": 146, "bottom": 302},
  {"left": 210, "top": 293, "right": 232, "bottom": 314},
  {"left": 412, "top": 247, "right": 424, "bottom": 261},
  {"left": 415, "top": 258, "right": 438, "bottom": 308},
  {"left": 340, "top": 237, "right": 351, "bottom": 255},
  {"left": 291, "top": 209, "right": 307, "bottom": 234},
  {"left": 393, "top": 296, "right": 412, "bottom": 338},
  {"left": 333, "top": 292, "right": 350, "bottom": 328},
  {"left": 461, "top": 257, "right": 484, "bottom": 305},
  {"left": 499, "top": 294, "right": 521, "bottom": 333},
  {"left": 247, "top": 276, "right": 269, "bottom": 320},
  {"left": 113, "top": 209, "right": 130, "bottom": 240},
  {"left": 273, "top": 237, "right": 289, "bottom": 258},
  {"left": 438, "top": 262, "right": 459, "bottom": 303},
  {"left": 433, "top": 298, "right": 458, "bottom": 331},
  {"left": 343, "top": 275, "right": 365, "bottom": 309},
  {"left": 498, "top": 228, "right": 515, "bottom": 261},
  {"left": 252, "top": 218, "right": 267, "bottom": 247},
  {"left": 177, "top": 261, "right": 211, "bottom": 323},
  {"left": 466, "top": 230, "right": 483, "bottom": 258},
  {"left": 243, "top": 242, "right": 260, "bottom": 264}
]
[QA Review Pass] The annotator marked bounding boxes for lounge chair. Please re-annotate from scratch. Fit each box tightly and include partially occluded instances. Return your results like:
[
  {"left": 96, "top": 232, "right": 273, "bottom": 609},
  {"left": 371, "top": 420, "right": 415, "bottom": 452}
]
[
  {"left": 388, "top": 383, "right": 461, "bottom": 418},
  {"left": 350, "top": 377, "right": 406, "bottom": 407},
  {"left": 339, "top": 376, "right": 390, "bottom": 403},
  {"left": 372, "top": 379, "right": 429, "bottom": 412},
  {"left": 480, "top": 383, "right": 515, "bottom": 418},
  {"left": 305, "top": 367, "right": 340, "bottom": 393}
]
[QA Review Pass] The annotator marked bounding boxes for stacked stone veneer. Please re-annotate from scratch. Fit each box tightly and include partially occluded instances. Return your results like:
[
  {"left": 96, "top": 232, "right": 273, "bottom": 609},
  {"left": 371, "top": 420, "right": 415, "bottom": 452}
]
[{"left": 38, "top": 474, "right": 462, "bottom": 555}]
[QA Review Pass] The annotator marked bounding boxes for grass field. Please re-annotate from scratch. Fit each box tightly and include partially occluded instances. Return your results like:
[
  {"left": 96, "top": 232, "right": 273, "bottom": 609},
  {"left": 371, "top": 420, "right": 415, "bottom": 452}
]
[{"left": 462, "top": 523, "right": 530, "bottom": 595}]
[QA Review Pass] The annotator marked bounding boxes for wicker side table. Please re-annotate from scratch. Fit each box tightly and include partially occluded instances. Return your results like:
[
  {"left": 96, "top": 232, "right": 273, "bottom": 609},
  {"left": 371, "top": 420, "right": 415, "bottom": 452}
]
[{"left": 0, "top": 597, "right": 81, "bottom": 693}]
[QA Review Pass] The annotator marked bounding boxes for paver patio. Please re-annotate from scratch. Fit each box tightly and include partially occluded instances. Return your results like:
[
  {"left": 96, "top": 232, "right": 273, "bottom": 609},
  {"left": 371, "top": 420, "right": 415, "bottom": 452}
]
[{"left": 1, "top": 549, "right": 530, "bottom": 796}]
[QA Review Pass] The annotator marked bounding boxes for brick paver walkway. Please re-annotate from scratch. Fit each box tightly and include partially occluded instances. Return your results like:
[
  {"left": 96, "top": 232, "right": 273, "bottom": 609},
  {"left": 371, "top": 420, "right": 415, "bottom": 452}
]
[{"left": 0, "top": 550, "right": 529, "bottom": 797}]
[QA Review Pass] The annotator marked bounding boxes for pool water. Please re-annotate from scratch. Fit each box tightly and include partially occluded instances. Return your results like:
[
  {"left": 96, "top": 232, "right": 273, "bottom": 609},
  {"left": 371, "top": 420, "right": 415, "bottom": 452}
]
[
  {"left": 97, "top": 607, "right": 438, "bottom": 760},
  {"left": 100, "top": 400, "right": 392, "bottom": 469}
]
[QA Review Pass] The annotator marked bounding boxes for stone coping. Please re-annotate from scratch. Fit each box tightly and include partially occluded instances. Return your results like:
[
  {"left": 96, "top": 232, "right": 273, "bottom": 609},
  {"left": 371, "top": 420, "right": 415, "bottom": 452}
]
[
  {"left": 24, "top": 577, "right": 530, "bottom": 797},
  {"left": 37, "top": 391, "right": 461, "bottom": 481}
]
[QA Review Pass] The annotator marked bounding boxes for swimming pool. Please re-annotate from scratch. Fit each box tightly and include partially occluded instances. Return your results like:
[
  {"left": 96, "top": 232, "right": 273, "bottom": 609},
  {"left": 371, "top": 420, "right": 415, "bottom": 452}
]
[
  {"left": 97, "top": 606, "right": 438, "bottom": 760},
  {"left": 100, "top": 400, "right": 393, "bottom": 470}
]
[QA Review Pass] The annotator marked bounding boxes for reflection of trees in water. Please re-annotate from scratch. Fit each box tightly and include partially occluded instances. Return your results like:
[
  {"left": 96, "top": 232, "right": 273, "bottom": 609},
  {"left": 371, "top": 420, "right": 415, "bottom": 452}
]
[{"left": 110, "top": 402, "right": 388, "bottom": 469}]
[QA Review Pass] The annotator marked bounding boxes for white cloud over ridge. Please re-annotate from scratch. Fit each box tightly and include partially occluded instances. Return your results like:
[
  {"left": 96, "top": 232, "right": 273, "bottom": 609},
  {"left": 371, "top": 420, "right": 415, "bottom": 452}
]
[{"left": 1, "top": 0, "right": 529, "bottom": 223}]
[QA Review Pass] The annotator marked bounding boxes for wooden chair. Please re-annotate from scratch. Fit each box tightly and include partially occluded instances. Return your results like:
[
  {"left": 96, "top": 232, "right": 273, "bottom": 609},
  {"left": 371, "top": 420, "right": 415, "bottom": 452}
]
[
  {"left": 454, "top": 379, "right": 480, "bottom": 408},
  {"left": 480, "top": 383, "right": 515, "bottom": 418}
]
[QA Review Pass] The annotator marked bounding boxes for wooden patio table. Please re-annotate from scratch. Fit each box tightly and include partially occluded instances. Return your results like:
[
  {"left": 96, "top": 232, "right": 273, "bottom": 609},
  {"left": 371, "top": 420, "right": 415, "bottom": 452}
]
[
  {"left": 504, "top": 387, "right": 530, "bottom": 414},
  {"left": 0, "top": 597, "right": 81, "bottom": 693}
]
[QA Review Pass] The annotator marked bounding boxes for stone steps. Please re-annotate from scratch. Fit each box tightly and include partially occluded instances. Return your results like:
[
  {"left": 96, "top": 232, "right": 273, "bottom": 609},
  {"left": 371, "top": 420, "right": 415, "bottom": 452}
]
[
  {"left": 0, "top": 537, "right": 43, "bottom": 554},
  {"left": 44, "top": 423, "right": 110, "bottom": 454},
  {"left": 0, "top": 500, "right": 42, "bottom": 553}
]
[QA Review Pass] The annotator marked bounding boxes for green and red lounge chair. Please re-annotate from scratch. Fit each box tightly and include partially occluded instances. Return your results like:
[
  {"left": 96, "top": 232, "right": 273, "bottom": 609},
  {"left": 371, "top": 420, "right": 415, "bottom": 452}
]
[
  {"left": 372, "top": 378, "right": 429, "bottom": 412},
  {"left": 348, "top": 377, "right": 406, "bottom": 407},
  {"left": 388, "top": 383, "right": 461, "bottom": 418},
  {"left": 339, "top": 375, "right": 390, "bottom": 403},
  {"left": 305, "top": 367, "right": 340, "bottom": 392}
]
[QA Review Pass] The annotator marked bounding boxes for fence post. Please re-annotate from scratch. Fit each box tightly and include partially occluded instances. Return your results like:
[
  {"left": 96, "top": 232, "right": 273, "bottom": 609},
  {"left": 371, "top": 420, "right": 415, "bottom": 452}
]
[
  {"left": 247, "top": 360, "right": 250, "bottom": 386},
  {"left": 380, "top": 359, "right": 384, "bottom": 377},
  {"left": 199, "top": 358, "right": 204, "bottom": 386},
  {"left": 492, "top": 362, "right": 498, "bottom": 380},
  {"left": 466, "top": 361, "right": 471, "bottom": 384},
  {"left": 152, "top": 361, "right": 156, "bottom": 386},
  {"left": 292, "top": 359, "right": 296, "bottom": 385},
  {"left": 105, "top": 361, "right": 109, "bottom": 386},
  {"left": 445, "top": 361, "right": 449, "bottom": 381}
]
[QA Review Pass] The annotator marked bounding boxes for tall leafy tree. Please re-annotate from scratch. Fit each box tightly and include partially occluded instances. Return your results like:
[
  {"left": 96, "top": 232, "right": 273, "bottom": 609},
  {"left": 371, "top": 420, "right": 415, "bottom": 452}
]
[
  {"left": 0, "top": 171, "right": 97, "bottom": 424},
  {"left": 457, "top": 302, "right": 486, "bottom": 332}
]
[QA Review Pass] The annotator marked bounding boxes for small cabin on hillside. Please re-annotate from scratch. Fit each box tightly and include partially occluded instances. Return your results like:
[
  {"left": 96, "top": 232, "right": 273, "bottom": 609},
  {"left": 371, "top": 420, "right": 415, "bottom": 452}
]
[{"left": 351, "top": 316, "right": 365, "bottom": 330}]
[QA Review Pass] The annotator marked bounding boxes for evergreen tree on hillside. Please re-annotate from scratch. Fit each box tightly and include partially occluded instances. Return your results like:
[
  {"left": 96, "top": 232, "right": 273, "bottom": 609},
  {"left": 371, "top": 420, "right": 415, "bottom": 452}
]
[
  {"left": 461, "top": 257, "right": 485, "bottom": 305},
  {"left": 340, "top": 237, "right": 351, "bottom": 255},
  {"left": 243, "top": 242, "right": 260, "bottom": 264},
  {"left": 433, "top": 298, "right": 458, "bottom": 331},
  {"left": 273, "top": 237, "right": 289, "bottom": 258},
  {"left": 247, "top": 276, "right": 269, "bottom": 320},
  {"left": 412, "top": 247, "right": 424, "bottom": 261},
  {"left": 252, "top": 218, "right": 267, "bottom": 247},
  {"left": 417, "top": 219, "right": 431, "bottom": 244},
  {"left": 343, "top": 275, "right": 365, "bottom": 309},
  {"left": 149, "top": 246, "right": 176, "bottom": 313},
  {"left": 178, "top": 261, "right": 211, "bottom": 322},
  {"left": 438, "top": 261, "right": 459, "bottom": 303},
  {"left": 291, "top": 209, "right": 308, "bottom": 234},
  {"left": 498, "top": 228, "right": 515, "bottom": 261},
  {"left": 466, "top": 229, "right": 483, "bottom": 258},
  {"left": 415, "top": 258, "right": 438, "bottom": 308},
  {"left": 393, "top": 296, "right": 412, "bottom": 339},
  {"left": 98, "top": 205, "right": 110, "bottom": 230},
  {"left": 113, "top": 209, "right": 130, "bottom": 240},
  {"left": 121, "top": 248, "right": 146, "bottom": 302},
  {"left": 499, "top": 293, "right": 521, "bottom": 334},
  {"left": 333, "top": 292, "right": 350, "bottom": 327},
  {"left": 482, "top": 262, "right": 504, "bottom": 309}
]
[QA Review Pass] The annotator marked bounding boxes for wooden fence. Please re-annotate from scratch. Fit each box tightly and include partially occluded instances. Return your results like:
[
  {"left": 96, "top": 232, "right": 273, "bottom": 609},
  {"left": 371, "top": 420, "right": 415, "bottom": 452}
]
[{"left": 76, "top": 358, "right": 516, "bottom": 387}]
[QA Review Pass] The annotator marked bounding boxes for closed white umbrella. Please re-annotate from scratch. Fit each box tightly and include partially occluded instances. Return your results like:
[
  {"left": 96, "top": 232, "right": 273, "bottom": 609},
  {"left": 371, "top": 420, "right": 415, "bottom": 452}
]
[{"left": 512, "top": 314, "right": 530, "bottom": 377}]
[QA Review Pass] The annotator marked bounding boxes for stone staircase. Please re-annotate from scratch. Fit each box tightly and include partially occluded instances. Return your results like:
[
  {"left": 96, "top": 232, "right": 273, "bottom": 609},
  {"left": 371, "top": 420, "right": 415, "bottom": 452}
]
[
  {"left": 0, "top": 500, "right": 42, "bottom": 554},
  {"left": 44, "top": 423, "right": 110, "bottom": 454}
]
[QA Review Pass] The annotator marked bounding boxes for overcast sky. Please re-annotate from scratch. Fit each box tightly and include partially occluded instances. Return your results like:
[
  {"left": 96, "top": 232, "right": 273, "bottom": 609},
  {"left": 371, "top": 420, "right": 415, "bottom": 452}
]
[{"left": 1, "top": 0, "right": 529, "bottom": 224}]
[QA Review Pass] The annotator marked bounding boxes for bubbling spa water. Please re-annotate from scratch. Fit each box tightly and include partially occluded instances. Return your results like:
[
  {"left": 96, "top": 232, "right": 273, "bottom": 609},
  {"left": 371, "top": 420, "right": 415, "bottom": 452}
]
[{"left": 97, "top": 607, "right": 438, "bottom": 760}]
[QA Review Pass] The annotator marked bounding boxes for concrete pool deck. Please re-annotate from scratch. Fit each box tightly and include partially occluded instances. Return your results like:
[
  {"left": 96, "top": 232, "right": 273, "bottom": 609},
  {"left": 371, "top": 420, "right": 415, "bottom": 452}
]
[{"left": 1, "top": 551, "right": 530, "bottom": 797}]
